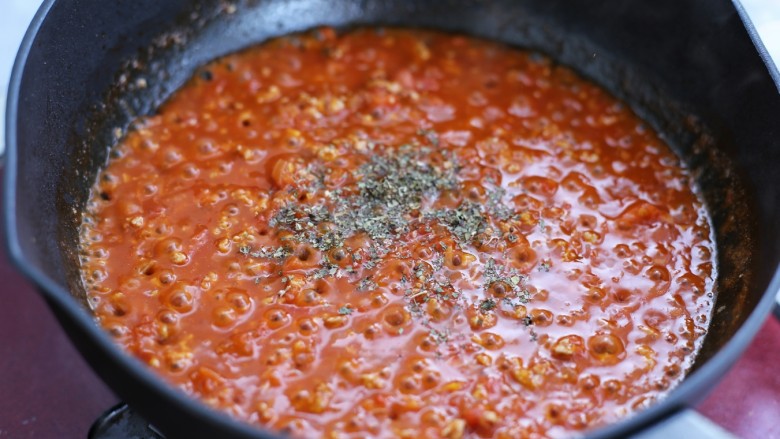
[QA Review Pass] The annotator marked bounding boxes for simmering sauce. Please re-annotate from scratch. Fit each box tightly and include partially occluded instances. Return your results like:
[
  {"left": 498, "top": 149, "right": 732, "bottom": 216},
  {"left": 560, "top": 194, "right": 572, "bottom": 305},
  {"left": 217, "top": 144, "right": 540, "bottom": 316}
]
[{"left": 79, "top": 28, "right": 716, "bottom": 438}]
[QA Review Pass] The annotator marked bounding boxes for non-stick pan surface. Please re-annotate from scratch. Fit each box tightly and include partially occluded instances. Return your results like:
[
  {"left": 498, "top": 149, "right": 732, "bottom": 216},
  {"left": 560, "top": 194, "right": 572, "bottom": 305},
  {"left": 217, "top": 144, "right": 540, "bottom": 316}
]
[{"left": 5, "top": 1, "right": 780, "bottom": 438}]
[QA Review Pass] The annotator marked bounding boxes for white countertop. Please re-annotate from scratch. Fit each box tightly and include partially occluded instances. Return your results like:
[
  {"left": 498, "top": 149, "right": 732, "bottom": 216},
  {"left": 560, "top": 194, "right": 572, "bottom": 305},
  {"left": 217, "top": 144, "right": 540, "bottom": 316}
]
[{"left": 1, "top": 0, "right": 779, "bottom": 154}]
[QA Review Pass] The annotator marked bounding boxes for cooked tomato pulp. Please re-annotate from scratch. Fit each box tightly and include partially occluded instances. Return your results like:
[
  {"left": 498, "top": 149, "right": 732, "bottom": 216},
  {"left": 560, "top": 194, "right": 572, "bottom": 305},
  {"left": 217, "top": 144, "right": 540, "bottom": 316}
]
[{"left": 79, "top": 28, "right": 716, "bottom": 438}]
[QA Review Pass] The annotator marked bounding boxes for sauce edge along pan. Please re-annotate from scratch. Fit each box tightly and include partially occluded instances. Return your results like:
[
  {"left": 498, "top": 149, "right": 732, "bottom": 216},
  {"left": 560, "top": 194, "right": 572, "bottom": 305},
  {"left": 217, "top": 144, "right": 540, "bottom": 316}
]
[{"left": 4, "top": 0, "right": 780, "bottom": 437}]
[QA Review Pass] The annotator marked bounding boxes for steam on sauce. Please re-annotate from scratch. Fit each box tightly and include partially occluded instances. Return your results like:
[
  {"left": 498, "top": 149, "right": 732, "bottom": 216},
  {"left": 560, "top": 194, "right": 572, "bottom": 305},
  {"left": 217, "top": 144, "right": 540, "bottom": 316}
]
[{"left": 79, "top": 28, "right": 716, "bottom": 438}]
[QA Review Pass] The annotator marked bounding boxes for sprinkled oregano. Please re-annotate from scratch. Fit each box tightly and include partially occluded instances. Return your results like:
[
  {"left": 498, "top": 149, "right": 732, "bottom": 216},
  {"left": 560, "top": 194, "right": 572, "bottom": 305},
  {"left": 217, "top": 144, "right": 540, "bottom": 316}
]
[
  {"left": 269, "top": 146, "right": 459, "bottom": 253},
  {"left": 429, "top": 201, "right": 487, "bottom": 243},
  {"left": 483, "top": 258, "right": 530, "bottom": 304},
  {"left": 357, "top": 277, "right": 378, "bottom": 292},
  {"left": 479, "top": 298, "right": 497, "bottom": 312}
]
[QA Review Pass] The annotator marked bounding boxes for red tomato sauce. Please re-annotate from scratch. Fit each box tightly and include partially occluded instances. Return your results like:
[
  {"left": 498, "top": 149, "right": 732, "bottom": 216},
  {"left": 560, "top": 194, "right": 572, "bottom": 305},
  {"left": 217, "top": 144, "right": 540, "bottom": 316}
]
[{"left": 79, "top": 28, "right": 716, "bottom": 438}]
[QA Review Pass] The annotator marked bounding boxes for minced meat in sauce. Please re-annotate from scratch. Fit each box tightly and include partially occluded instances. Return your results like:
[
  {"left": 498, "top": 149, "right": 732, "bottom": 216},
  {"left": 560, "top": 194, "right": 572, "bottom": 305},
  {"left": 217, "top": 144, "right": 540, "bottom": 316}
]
[{"left": 79, "top": 28, "right": 716, "bottom": 438}]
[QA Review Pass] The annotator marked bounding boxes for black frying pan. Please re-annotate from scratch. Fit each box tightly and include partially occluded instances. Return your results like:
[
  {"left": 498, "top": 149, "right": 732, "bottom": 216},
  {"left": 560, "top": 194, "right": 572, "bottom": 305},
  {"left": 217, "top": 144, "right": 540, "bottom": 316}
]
[{"left": 4, "top": 0, "right": 780, "bottom": 438}]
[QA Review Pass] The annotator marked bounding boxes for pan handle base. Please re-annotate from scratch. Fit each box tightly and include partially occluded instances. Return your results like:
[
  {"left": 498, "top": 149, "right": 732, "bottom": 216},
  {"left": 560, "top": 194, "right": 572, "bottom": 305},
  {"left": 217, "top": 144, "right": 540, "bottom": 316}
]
[{"left": 88, "top": 403, "right": 164, "bottom": 439}]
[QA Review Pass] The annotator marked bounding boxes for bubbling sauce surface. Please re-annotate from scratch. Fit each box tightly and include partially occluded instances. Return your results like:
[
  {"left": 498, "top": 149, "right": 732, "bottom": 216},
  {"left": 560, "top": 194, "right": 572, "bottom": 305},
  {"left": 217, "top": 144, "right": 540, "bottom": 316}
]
[{"left": 80, "top": 28, "right": 716, "bottom": 438}]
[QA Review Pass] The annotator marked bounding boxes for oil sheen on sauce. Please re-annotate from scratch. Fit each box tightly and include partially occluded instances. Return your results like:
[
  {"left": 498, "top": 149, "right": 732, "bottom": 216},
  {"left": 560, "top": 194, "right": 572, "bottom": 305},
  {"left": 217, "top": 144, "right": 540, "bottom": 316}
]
[{"left": 79, "top": 28, "right": 717, "bottom": 438}]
